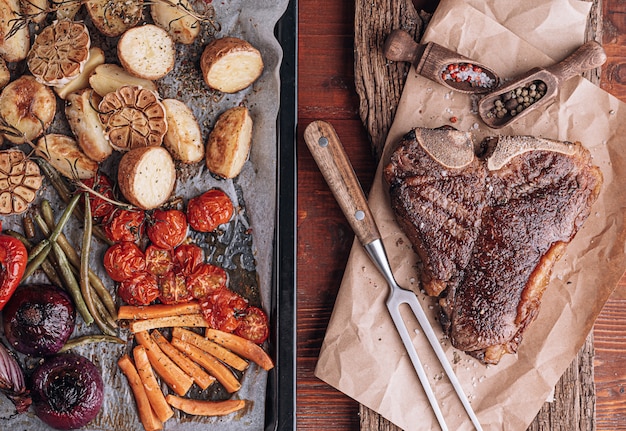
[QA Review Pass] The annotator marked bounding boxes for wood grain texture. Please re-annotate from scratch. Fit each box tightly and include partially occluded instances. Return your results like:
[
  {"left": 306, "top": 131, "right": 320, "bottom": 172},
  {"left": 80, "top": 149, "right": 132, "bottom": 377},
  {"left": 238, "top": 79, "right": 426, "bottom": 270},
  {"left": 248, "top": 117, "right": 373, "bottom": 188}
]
[{"left": 353, "top": 1, "right": 602, "bottom": 430}]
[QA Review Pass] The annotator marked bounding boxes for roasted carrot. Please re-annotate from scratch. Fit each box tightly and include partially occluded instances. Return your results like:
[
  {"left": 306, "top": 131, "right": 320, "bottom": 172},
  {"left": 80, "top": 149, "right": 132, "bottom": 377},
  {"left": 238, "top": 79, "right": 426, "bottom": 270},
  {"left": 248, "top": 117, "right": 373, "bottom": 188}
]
[
  {"left": 150, "top": 329, "right": 215, "bottom": 390},
  {"left": 170, "top": 337, "right": 241, "bottom": 393},
  {"left": 118, "top": 302, "right": 202, "bottom": 320},
  {"left": 117, "top": 354, "right": 163, "bottom": 431},
  {"left": 134, "top": 331, "right": 194, "bottom": 396},
  {"left": 130, "top": 314, "right": 208, "bottom": 333},
  {"left": 205, "top": 328, "right": 274, "bottom": 371},
  {"left": 172, "top": 327, "right": 248, "bottom": 371},
  {"left": 133, "top": 345, "right": 174, "bottom": 423},
  {"left": 166, "top": 394, "right": 246, "bottom": 416}
]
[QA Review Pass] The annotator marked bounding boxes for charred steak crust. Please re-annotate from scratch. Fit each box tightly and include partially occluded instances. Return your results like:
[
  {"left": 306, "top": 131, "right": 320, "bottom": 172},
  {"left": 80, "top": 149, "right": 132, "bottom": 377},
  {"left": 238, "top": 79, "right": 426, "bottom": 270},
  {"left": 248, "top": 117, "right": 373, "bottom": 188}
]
[{"left": 383, "top": 128, "right": 603, "bottom": 365}]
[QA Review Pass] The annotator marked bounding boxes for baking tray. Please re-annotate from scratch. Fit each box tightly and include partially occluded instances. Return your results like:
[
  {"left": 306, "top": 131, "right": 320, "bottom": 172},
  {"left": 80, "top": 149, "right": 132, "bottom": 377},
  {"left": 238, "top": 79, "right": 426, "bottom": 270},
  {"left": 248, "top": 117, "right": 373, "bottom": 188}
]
[
  {"left": 265, "top": 0, "right": 297, "bottom": 430},
  {"left": 0, "top": 0, "right": 297, "bottom": 429}
]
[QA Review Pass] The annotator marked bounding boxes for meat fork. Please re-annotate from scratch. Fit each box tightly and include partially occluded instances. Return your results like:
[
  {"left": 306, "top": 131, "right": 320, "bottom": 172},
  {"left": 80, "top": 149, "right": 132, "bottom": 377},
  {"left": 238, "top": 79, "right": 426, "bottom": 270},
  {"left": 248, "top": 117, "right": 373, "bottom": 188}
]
[{"left": 303, "top": 120, "right": 483, "bottom": 431}]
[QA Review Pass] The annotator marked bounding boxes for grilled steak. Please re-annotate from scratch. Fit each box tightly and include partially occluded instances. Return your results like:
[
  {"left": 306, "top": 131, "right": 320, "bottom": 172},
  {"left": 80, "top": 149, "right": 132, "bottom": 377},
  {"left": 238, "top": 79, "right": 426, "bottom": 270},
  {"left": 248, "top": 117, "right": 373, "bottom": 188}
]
[{"left": 383, "top": 128, "right": 603, "bottom": 364}]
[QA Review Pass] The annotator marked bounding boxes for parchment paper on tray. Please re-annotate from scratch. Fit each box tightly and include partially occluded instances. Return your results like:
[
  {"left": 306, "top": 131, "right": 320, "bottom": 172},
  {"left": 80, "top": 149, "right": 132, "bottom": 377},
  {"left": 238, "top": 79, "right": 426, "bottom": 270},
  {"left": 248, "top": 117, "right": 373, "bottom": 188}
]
[
  {"left": 0, "top": 0, "right": 288, "bottom": 430},
  {"left": 315, "top": 0, "right": 626, "bottom": 430}
]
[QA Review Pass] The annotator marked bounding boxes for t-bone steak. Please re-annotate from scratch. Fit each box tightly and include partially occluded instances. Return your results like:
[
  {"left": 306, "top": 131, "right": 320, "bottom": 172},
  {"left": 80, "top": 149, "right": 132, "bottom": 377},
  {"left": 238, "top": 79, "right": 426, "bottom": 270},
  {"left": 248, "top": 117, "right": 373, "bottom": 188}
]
[{"left": 383, "top": 127, "right": 603, "bottom": 364}]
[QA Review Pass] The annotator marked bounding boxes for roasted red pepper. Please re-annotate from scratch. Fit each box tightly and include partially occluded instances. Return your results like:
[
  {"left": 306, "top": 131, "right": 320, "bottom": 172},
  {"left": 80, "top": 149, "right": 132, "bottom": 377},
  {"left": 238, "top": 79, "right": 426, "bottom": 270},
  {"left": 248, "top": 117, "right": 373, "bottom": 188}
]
[{"left": 0, "top": 222, "right": 28, "bottom": 310}]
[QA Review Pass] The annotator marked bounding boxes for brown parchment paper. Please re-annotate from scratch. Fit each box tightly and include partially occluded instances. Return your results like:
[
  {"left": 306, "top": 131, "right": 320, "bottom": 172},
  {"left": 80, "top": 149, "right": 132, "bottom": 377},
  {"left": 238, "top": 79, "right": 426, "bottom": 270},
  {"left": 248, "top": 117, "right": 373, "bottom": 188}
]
[{"left": 315, "top": 0, "right": 626, "bottom": 430}]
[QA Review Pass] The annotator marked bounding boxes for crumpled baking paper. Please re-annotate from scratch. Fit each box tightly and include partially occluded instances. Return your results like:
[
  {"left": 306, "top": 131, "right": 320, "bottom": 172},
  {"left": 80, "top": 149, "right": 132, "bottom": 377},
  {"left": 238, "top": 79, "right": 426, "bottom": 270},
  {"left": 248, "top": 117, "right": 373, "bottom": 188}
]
[{"left": 314, "top": 0, "right": 626, "bottom": 430}]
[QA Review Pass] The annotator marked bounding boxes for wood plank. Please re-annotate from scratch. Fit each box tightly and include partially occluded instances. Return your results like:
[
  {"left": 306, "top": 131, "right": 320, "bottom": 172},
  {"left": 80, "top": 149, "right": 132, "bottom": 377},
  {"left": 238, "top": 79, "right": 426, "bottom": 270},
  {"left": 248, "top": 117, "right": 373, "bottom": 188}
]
[{"left": 353, "top": 1, "right": 601, "bottom": 430}]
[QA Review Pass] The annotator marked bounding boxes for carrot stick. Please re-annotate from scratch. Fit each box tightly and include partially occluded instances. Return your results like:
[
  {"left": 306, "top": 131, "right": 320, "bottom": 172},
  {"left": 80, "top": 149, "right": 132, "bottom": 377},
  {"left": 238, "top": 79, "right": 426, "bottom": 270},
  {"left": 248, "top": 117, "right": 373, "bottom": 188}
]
[
  {"left": 130, "top": 314, "right": 208, "bottom": 333},
  {"left": 133, "top": 345, "right": 174, "bottom": 423},
  {"left": 150, "top": 329, "right": 216, "bottom": 390},
  {"left": 205, "top": 328, "right": 274, "bottom": 371},
  {"left": 118, "top": 302, "right": 202, "bottom": 320},
  {"left": 117, "top": 354, "right": 163, "bottom": 431},
  {"left": 170, "top": 337, "right": 241, "bottom": 393},
  {"left": 166, "top": 394, "right": 246, "bottom": 416},
  {"left": 134, "top": 331, "right": 194, "bottom": 396},
  {"left": 172, "top": 327, "right": 248, "bottom": 372}
]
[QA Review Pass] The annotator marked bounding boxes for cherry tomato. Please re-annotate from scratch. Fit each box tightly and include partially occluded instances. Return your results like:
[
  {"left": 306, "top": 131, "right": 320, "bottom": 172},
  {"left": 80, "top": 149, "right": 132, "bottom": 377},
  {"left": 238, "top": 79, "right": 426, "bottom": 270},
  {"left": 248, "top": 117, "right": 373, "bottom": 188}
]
[
  {"left": 103, "top": 241, "right": 145, "bottom": 282},
  {"left": 82, "top": 173, "right": 116, "bottom": 220},
  {"left": 172, "top": 244, "right": 204, "bottom": 275},
  {"left": 145, "top": 245, "right": 173, "bottom": 277},
  {"left": 147, "top": 209, "right": 188, "bottom": 249},
  {"left": 200, "top": 288, "right": 248, "bottom": 333},
  {"left": 235, "top": 306, "right": 270, "bottom": 344},
  {"left": 118, "top": 271, "right": 159, "bottom": 306},
  {"left": 186, "top": 189, "right": 234, "bottom": 233},
  {"left": 158, "top": 271, "right": 192, "bottom": 304},
  {"left": 186, "top": 263, "right": 227, "bottom": 299},
  {"left": 104, "top": 209, "right": 145, "bottom": 243}
]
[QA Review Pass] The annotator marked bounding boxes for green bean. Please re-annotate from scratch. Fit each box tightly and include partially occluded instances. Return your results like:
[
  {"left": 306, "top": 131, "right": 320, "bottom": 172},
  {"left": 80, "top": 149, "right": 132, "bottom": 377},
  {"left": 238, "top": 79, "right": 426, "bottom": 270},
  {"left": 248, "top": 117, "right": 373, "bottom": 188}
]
[
  {"left": 22, "top": 242, "right": 51, "bottom": 280},
  {"left": 27, "top": 239, "right": 50, "bottom": 263},
  {"left": 37, "top": 159, "right": 113, "bottom": 246},
  {"left": 80, "top": 196, "right": 117, "bottom": 336},
  {"left": 47, "top": 194, "right": 81, "bottom": 244},
  {"left": 58, "top": 335, "right": 125, "bottom": 353},
  {"left": 52, "top": 241, "right": 94, "bottom": 325},
  {"left": 40, "top": 208, "right": 118, "bottom": 319}
]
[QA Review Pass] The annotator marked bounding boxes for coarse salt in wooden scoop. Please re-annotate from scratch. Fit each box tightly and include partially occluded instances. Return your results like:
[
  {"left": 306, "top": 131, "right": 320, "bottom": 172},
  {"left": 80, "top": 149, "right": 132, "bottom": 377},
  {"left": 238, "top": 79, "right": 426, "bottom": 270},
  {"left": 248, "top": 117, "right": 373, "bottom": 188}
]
[{"left": 383, "top": 29, "right": 499, "bottom": 94}]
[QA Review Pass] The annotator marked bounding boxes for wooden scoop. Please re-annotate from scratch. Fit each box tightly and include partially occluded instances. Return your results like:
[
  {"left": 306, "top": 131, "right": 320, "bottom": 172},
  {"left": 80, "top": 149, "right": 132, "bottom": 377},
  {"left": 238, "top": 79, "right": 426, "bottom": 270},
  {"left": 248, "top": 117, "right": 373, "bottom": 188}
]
[
  {"left": 478, "top": 41, "right": 607, "bottom": 129},
  {"left": 383, "top": 29, "right": 499, "bottom": 94}
]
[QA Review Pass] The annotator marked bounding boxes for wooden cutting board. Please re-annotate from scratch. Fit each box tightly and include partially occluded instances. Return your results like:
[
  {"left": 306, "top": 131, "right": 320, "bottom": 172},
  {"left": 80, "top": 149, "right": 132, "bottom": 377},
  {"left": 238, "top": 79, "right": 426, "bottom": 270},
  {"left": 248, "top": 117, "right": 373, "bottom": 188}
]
[{"left": 353, "top": 0, "right": 601, "bottom": 429}]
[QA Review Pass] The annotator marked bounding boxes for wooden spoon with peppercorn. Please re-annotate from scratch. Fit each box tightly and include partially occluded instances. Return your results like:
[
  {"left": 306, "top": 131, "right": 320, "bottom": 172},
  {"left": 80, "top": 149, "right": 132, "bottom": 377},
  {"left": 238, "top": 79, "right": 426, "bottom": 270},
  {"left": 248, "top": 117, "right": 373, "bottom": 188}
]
[
  {"left": 478, "top": 40, "right": 607, "bottom": 129},
  {"left": 383, "top": 29, "right": 500, "bottom": 94}
]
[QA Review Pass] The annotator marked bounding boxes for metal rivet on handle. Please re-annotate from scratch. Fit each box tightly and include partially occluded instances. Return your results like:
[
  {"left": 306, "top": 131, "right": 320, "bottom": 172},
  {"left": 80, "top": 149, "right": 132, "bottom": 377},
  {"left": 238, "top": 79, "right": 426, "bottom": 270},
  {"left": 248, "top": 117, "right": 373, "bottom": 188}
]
[
  {"left": 318, "top": 136, "right": 329, "bottom": 147},
  {"left": 355, "top": 210, "right": 365, "bottom": 221}
]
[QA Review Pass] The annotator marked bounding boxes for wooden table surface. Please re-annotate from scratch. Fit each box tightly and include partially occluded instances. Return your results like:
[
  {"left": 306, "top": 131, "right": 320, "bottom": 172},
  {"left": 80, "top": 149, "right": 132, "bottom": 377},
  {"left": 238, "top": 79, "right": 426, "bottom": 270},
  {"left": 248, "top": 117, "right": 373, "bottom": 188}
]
[{"left": 296, "top": 1, "right": 626, "bottom": 430}]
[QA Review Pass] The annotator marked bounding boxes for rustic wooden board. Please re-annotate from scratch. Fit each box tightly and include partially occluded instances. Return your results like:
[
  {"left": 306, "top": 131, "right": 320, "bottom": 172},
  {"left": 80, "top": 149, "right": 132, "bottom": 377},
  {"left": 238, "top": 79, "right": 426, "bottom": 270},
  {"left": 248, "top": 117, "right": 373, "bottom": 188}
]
[{"left": 353, "top": 0, "right": 601, "bottom": 429}]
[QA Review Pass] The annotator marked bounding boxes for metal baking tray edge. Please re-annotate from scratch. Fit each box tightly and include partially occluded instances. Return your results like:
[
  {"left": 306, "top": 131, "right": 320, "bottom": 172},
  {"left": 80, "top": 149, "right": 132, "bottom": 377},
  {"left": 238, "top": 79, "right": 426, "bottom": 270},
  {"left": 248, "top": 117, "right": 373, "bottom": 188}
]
[{"left": 265, "top": 0, "right": 297, "bottom": 430}]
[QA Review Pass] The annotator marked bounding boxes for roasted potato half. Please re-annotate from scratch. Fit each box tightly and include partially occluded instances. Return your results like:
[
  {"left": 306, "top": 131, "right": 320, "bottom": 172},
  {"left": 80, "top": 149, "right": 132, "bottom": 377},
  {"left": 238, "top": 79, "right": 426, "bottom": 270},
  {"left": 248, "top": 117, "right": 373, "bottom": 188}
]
[
  {"left": 118, "top": 24, "right": 175, "bottom": 80},
  {"left": 150, "top": 0, "right": 200, "bottom": 45},
  {"left": 0, "top": 0, "right": 29, "bottom": 62},
  {"left": 200, "top": 37, "right": 264, "bottom": 93},
  {"left": 85, "top": 0, "right": 143, "bottom": 37}
]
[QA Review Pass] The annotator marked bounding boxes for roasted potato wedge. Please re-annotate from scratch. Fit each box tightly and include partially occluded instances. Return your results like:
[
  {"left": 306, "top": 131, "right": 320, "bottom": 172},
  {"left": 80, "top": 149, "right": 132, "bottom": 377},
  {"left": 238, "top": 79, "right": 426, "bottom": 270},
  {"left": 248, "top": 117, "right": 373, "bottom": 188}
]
[
  {"left": 66, "top": 88, "right": 112, "bottom": 162},
  {"left": 0, "top": 75, "right": 56, "bottom": 144},
  {"left": 21, "top": 0, "right": 48, "bottom": 23},
  {"left": 36, "top": 134, "right": 98, "bottom": 179},
  {"left": 85, "top": 0, "right": 143, "bottom": 37},
  {"left": 205, "top": 106, "right": 253, "bottom": 179},
  {"left": 162, "top": 99, "right": 203, "bottom": 164},
  {"left": 0, "top": 0, "right": 29, "bottom": 62},
  {"left": 89, "top": 63, "right": 158, "bottom": 97},
  {"left": 150, "top": 0, "right": 200, "bottom": 45}
]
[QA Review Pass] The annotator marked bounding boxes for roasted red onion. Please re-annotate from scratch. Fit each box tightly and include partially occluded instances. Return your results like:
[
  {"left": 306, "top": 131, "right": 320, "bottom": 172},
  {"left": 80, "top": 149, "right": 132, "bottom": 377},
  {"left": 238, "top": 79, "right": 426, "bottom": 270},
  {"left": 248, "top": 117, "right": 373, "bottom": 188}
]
[{"left": 0, "top": 342, "right": 31, "bottom": 413}]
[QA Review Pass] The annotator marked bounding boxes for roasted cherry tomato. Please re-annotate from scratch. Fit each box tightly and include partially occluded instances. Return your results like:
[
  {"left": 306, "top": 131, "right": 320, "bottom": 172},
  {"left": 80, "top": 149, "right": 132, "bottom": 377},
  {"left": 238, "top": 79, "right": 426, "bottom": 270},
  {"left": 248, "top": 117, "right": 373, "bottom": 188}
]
[
  {"left": 186, "top": 263, "right": 227, "bottom": 299},
  {"left": 118, "top": 271, "right": 159, "bottom": 306},
  {"left": 145, "top": 245, "right": 173, "bottom": 277},
  {"left": 173, "top": 244, "right": 204, "bottom": 275},
  {"left": 186, "top": 189, "right": 234, "bottom": 233},
  {"left": 147, "top": 209, "right": 188, "bottom": 249},
  {"left": 200, "top": 288, "right": 248, "bottom": 333},
  {"left": 104, "top": 209, "right": 145, "bottom": 243},
  {"left": 0, "top": 224, "right": 27, "bottom": 311},
  {"left": 235, "top": 306, "right": 270, "bottom": 344},
  {"left": 103, "top": 241, "right": 145, "bottom": 282},
  {"left": 158, "top": 271, "right": 192, "bottom": 304},
  {"left": 82, "top": 172, "right": 116, "bottom": 220}
]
